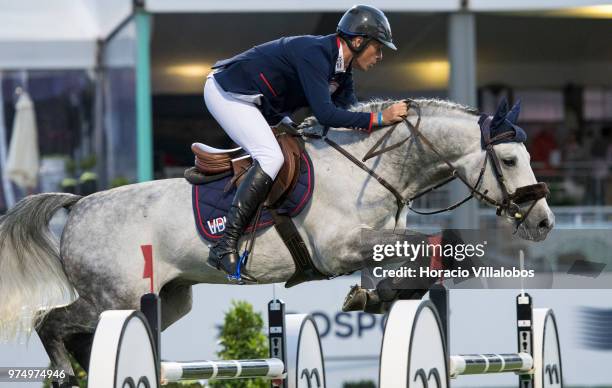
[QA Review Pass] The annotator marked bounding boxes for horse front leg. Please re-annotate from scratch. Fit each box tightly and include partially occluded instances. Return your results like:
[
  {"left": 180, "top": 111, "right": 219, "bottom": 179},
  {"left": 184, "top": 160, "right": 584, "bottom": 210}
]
[{"left": 341, "top": 229, "right": 470, "bottom": 314}]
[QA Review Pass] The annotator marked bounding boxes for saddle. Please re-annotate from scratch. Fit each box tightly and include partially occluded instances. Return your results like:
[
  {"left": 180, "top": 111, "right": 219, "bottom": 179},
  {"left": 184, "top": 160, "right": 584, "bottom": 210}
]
[
  {"left": 187, "top": 129, "right": 303, "bottom": 207},
  {"left": 186, "top": 127, "right": 328, "bottom": 288}
]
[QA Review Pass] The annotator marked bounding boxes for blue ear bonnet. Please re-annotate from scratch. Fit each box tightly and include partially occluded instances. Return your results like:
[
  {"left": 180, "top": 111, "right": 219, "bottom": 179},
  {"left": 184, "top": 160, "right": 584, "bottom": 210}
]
[{"left": 479, "top": 99, "right": 527, "bottom": 149}]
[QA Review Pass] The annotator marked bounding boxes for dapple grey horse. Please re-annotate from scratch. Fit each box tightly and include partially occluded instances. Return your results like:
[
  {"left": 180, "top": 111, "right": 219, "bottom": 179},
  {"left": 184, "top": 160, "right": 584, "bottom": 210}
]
[{"left": 0, "top": 99, "right": 553, "bottom": 385}]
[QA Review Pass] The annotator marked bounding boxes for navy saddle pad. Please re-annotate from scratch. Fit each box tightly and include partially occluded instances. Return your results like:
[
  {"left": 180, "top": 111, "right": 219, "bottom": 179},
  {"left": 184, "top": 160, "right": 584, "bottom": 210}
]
[{"left": 192, "top": 152, "right": 314, "bottom": 242}]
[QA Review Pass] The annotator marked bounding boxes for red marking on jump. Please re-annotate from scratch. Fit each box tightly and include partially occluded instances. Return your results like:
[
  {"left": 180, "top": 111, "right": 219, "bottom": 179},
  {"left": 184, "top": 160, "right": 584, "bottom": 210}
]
[
  {"left": 427, "top": 235, "right": 443, "bottom": 283},
  {"left": 141, "top": 245, "right": 154, "bottom": 293}
]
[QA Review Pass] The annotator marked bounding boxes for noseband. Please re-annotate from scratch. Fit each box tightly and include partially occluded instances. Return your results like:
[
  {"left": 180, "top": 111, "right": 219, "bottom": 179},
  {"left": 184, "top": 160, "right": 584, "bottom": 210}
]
[{"left": 305, "top": 99, "right": 549, "bottom": 229}]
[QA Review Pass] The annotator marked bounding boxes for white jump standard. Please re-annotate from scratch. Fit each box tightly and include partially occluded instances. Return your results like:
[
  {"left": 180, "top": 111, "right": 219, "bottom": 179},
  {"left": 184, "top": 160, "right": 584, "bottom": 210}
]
[
  {"left": 87, "top": 294, "right": 326, "bottom": 388},
  {"left": 379, "top": 287, "right": 563, "bottom": 388}
]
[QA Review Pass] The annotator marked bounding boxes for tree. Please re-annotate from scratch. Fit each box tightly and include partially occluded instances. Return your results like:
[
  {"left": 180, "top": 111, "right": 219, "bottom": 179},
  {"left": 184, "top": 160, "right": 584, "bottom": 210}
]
[{"left": 209, "top": 300, "right": 269, "bottom": 388}]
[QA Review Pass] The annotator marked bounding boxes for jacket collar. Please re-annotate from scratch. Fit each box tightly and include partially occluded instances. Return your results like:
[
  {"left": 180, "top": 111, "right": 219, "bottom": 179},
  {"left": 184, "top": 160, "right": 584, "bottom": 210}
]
[
  {"left": 328, "top": 34, "right": 353, "bottom": 74},
  {"left": 335, "top": 37, "right": 345, "bottom": 73}
]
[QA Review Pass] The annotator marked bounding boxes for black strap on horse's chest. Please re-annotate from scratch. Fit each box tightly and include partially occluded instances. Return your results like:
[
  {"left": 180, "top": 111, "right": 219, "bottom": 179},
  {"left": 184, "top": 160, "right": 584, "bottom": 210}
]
[{"left": 269, "top": 209, "right": 330, "bottom": 288}]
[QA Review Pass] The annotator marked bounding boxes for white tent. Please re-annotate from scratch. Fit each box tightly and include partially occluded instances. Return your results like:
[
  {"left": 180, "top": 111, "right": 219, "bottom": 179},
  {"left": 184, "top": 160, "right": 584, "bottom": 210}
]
[
  {"left": 145, "top": 0, "right": 611, "bottom": 12},
  {"left": 0, "top": 0, "right": 134, "bottom": 206},
  {"left": 0, "top": 0, "right": 132, "bottom": 70},
  {"left": 0, "top": 0, "right": 610, "bottom": 70},
  {"left": 0, "top": 0, "right": 609, "bottom": 70}
]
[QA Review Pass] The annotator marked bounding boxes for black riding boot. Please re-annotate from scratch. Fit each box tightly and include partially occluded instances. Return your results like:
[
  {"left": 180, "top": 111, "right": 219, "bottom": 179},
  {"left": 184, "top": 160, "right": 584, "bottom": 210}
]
[{"left": 207, "top": 161, "right": 273, "bottom": 282}]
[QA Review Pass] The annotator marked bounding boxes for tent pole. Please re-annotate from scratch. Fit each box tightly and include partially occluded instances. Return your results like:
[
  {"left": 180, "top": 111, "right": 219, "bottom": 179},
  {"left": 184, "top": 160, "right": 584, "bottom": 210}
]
[{"left": 135, "top": 9, "right": 153, "bottom": 182}]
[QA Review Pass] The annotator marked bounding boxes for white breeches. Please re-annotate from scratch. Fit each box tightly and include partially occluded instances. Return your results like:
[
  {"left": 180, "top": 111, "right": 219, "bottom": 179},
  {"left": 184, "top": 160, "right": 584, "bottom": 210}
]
[{"left": 204, "top": 74, "right": 284, "bottom": 179}]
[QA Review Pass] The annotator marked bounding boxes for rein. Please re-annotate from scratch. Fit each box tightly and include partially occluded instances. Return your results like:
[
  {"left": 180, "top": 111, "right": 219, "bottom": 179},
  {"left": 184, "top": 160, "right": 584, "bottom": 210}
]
[{"left": 303, "top": 99, "right": 549, "bottom": 229}]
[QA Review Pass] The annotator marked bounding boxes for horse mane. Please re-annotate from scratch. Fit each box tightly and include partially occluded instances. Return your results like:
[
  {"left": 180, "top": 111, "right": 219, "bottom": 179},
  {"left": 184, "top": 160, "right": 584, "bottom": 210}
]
[
  {"left": 351, "top": 98, "right": 479, "bottom": 117},
  {"left": 299, "top": 98, "right": 479, "bottom": 137}
]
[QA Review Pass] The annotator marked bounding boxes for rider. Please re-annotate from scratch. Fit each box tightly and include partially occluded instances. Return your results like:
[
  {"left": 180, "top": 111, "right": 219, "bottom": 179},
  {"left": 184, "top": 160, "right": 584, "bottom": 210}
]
[{"left": 204, "top": 4, "right": 408, "bottom": 282}]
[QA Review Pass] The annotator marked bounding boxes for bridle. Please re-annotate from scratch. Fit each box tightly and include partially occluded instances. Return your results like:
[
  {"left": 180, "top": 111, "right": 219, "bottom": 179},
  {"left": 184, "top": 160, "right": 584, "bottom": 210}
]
[
  {"left": 476, "top": 115, "right": 550, "bottom": 226},
  {"left": 304, "top": 99, "right": 549, "bottom": 231}
]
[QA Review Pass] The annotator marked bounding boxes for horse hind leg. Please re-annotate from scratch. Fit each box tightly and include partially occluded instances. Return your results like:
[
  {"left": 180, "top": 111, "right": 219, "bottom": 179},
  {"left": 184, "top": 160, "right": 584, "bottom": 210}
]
[
  {"left": 37, "top": 327, "right": 80, "bottom": 388},
  {"left": 159, "top": 279, "right": 194, "bottom": 329},
  {"left": 36, "top": 302, "right": 98, "bottom": 388},
  {"left": 64, "top": 332, "right": 94, "bottom": 373}
]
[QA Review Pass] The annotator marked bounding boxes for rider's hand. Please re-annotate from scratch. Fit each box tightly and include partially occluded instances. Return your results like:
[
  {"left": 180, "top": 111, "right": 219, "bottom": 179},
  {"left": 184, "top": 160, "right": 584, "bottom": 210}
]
[{"left": 381, "top": 102, "right": 408, "bottom": 125}]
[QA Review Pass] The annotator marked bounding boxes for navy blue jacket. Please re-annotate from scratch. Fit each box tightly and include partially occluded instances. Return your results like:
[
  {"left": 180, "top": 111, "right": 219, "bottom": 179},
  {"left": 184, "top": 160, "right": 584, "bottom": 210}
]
[{"left": 212, "top": 34, "right": 373, "bottom": 130}]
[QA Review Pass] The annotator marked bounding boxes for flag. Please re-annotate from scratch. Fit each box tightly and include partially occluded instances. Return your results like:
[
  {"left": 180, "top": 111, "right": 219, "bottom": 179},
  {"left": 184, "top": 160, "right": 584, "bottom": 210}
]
[{"left": 141, "top": 245, "right": 154, "bottom": 292}]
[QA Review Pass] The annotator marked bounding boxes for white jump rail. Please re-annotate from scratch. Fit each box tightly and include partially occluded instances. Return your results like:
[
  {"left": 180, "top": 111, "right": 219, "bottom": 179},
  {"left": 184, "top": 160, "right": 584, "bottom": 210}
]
[{"left": 161, "top": 358, "right": 285, "bottom": 381}]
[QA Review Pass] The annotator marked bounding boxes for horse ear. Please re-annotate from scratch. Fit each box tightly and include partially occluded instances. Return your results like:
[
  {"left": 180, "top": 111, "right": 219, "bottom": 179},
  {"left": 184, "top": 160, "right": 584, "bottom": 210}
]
[
  {"left": 506, "top": 100, "right": 521, "bottom": 124},
  {"left": 491, "top": 98, "right": 509, "bottom": 128}
]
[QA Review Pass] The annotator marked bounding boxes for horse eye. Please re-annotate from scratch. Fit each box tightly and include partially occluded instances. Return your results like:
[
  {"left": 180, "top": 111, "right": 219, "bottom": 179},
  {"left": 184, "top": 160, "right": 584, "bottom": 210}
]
[{"left": 502, "top": 158, "right": 517, "bottom": 167}]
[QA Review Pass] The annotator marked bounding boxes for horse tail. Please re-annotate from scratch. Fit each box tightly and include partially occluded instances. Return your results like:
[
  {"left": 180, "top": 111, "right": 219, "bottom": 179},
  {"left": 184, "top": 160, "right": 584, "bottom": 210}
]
[{"left": 0, "top": 193, "right": 82, "bottom": 341}]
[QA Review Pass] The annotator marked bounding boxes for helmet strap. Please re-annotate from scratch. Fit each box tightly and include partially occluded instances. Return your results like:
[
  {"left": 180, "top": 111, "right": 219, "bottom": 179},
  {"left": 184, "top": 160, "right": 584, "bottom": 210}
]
[{"left": 339, "top": 34, "right": 372, "bottom": 58}]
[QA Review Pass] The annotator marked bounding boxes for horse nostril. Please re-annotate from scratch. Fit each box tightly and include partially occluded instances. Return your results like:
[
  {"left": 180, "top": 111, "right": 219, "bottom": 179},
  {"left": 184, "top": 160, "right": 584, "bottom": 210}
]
[{"left": 538, "top": 219, "right": 550, "bottom": 229}]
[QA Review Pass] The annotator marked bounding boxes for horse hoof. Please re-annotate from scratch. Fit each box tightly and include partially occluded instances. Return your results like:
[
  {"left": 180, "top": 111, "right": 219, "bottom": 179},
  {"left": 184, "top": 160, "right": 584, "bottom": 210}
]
[
  {"left": 51, "top": 375, "right": 79, "bottom": 388},
  {"left": 342, "top": 285, "right": 367, "bottom": 312},
  {"left": 342, "top": 285, "right": 390, "bottom": 314},
  {"left": 363, "top": 300, "right": 390, "bottom": 315}
]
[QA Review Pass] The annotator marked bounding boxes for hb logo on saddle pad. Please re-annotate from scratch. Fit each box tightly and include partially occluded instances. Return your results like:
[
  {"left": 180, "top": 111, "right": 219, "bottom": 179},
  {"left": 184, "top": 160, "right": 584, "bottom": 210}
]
[{"left": 207, "top": 216, "right": 227, "bottom": 234}]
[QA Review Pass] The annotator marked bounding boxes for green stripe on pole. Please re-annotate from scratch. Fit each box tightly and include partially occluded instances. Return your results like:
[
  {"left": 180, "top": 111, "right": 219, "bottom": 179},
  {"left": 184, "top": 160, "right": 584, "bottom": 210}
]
[{"left": 135, "top": 11, "right": 153, "bottom": 182}]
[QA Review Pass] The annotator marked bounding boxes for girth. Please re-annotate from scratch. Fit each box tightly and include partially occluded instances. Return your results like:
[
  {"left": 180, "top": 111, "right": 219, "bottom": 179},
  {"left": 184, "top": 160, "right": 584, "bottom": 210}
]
[{"left": 269, "top": 210, "right": 329, "bottom": 288}]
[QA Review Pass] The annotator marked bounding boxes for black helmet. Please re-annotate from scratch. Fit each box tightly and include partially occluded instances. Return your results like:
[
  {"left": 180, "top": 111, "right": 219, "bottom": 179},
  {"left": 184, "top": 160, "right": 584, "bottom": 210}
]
[{"left": 337, "top": 4, "right": 397, "bottom": 51}]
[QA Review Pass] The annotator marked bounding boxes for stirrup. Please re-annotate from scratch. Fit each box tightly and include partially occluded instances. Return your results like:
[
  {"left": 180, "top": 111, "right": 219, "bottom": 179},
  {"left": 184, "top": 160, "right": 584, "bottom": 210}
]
[
  {"left": 227, "top": 251, "right": 247, "bottom": 282},
  {"left": 227, "top": 251, "right": 253, "bottom": 284},
  {"left": 228, "top": 203, "right": 263, "bottom": 284}
]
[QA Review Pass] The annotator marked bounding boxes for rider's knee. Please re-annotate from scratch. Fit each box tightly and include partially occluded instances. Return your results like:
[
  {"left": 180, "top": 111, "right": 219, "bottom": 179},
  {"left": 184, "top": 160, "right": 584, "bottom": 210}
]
[{"left": 259, "top": 151, "right": 284, "bottom": 179}]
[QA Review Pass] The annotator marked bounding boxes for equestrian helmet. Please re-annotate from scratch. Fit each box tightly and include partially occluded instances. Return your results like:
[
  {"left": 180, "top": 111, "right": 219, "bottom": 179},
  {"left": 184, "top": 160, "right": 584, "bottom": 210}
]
[{"left": 337, "top": 4, "right": 397, "bottom": 51}]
